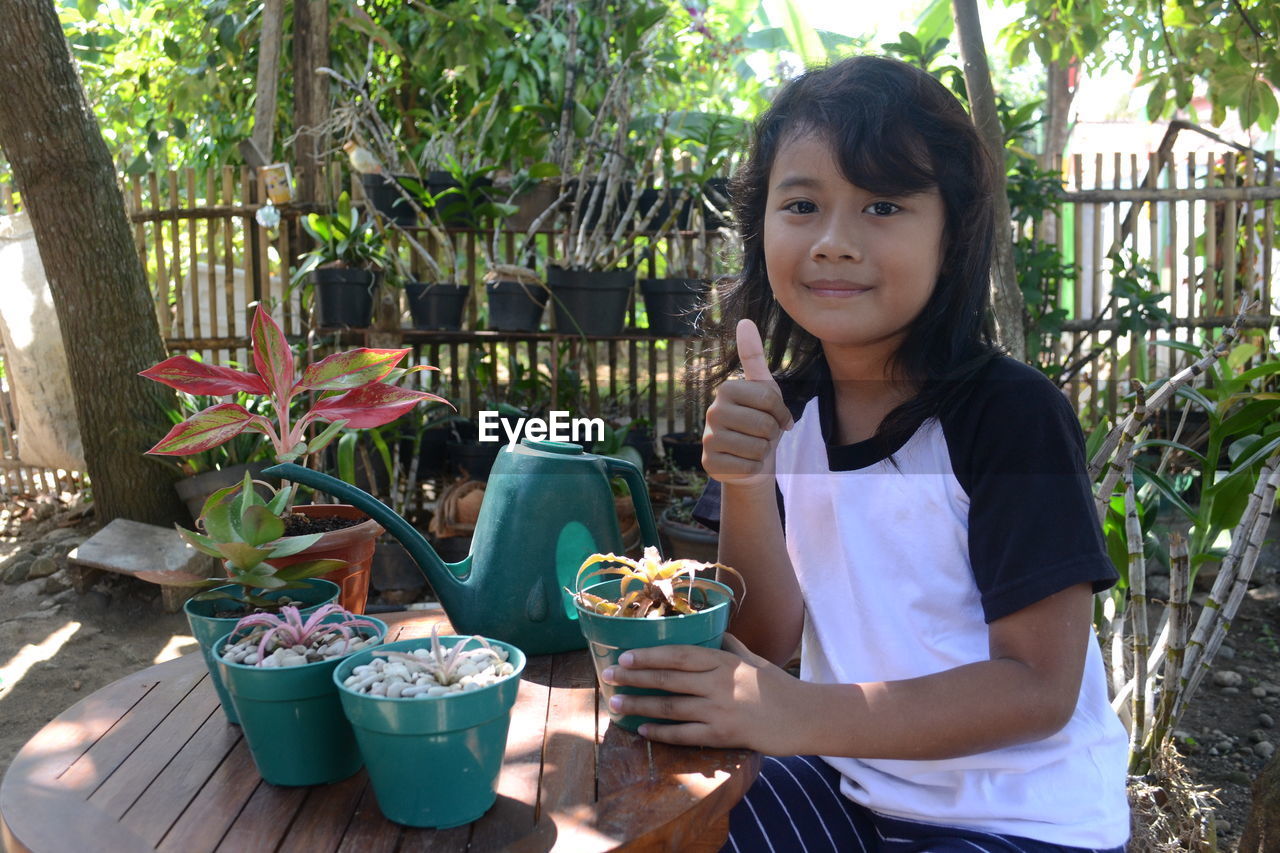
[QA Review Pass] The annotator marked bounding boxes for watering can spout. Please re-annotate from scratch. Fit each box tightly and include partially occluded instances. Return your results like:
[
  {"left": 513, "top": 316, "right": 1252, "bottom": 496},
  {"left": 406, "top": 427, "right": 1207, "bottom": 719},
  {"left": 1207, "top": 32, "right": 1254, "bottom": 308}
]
[{"left": 262, "top": 463, "right": 470, "bottom": 598}]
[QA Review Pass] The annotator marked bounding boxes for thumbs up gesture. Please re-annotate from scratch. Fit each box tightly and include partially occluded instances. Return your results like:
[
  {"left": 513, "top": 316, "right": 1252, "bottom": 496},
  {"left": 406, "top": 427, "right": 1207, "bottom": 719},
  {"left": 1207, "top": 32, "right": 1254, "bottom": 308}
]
[{"left": 701, "top": 320, "right": 794, "bottom": 489}]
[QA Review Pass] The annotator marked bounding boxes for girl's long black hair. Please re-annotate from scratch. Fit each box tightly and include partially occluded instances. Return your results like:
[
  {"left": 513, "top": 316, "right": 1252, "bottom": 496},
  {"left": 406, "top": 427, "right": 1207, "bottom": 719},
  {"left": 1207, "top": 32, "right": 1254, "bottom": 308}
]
[{"left": 705, "top": 55, "right": 1003, "bottom": 448}]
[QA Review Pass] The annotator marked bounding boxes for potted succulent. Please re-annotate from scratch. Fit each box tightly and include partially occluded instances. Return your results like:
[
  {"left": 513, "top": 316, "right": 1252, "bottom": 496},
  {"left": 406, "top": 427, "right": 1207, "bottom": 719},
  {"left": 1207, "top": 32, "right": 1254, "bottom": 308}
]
[
  {"left": 570, "top": 547, "right": 740, "bottom": 731},
  {"left": 214, "top": 603, "right": 387, "bottom": 785},
  {"left": 141, "top": 304, "right": 450, "bottom": 612},
  {"left": 178, "top": 472, "right": 350, "bottom": 724},
  {"left": 334, "top": 623, "right": 525, "bottom": 827},
  {"left": 292, "top": 194, "right": 390, "bottom": 329}
]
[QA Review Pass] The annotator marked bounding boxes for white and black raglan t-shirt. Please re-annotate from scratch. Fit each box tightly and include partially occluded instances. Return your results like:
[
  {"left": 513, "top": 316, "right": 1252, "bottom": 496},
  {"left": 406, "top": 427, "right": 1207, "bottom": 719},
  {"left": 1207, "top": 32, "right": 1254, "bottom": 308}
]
[{"left": 697, "top": 355, "right": 1131, "bottom": 848}]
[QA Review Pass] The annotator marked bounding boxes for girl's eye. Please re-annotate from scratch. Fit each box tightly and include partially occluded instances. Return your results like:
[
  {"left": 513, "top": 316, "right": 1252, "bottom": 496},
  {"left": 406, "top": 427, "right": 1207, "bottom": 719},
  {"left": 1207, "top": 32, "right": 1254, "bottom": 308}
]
[
  {"left": 866, "top": 201, "right": 901, "bottom": 216},
  {"left": 783, "top": 200, "right": 817, "bottom": 214}
]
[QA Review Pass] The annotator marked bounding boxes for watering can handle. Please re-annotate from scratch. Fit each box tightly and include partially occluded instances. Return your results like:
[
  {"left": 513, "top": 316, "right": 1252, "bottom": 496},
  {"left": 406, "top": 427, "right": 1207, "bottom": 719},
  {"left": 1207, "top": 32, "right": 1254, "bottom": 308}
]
[{"left": 603, "top": 457, "right": 662, "bottom": 556}]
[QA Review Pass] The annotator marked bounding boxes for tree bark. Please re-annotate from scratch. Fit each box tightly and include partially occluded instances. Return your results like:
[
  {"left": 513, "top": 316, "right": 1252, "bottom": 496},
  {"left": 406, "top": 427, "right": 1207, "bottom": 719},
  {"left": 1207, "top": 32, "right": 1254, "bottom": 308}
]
[
  {"left": 292, "top": 0, "right": 330, "bottom": 205},
  {"left": 952, "top": 0, "right": 1027, "bottom": 361},
  {"left": 251, "top": 0, "right": 286, "bottom": 158},
  {"left": 0, "top": 0, "right": 186, "bottom": 526}
]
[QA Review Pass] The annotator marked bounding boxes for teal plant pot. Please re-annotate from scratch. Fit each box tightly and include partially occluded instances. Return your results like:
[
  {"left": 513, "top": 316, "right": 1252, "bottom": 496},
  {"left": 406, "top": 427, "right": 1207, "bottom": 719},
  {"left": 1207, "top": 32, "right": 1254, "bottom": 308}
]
[
  {"left": 214, "top": 614, "right": 387, "bottom": 786},
  {"left": 334, "top": 636, "right": 526, "bottom": 828},
  {"left": 184, "top": 579, "right": 340, "bottom": 724},
  {"left": 574, "top": 577, "right": 733, "bottom": 731}
]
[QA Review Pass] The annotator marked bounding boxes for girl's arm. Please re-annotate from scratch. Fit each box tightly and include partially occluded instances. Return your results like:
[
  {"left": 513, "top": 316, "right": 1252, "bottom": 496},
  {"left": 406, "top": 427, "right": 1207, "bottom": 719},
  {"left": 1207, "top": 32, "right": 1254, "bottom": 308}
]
[
  {"left": 602, "top": 581, "right": 1093, "bottom": 759},
  {"left": 717, "top": 480, "right": 801, "bottom": 666},
  {"left": 703, "top": 320, "right": 802, "bottom": 666}
]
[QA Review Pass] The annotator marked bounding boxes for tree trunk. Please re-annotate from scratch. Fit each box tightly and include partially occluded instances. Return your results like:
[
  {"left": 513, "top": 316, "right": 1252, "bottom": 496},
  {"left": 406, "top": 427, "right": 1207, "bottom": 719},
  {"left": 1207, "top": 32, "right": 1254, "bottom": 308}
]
[
  {"left": 251, "top": 0, "right": 286, "bottom": 158},
  {"left": 952, "top": 0, "right": 1027, "bottom": 361},
  {"left": 292, "top": 0, "right": 330, "bottom": 205},
  {"left": 1041, "top": 58, "right": 1076, "bottom": 170},
  {"left": 0, "top": 0, "right": 185, "bottom": 526}
]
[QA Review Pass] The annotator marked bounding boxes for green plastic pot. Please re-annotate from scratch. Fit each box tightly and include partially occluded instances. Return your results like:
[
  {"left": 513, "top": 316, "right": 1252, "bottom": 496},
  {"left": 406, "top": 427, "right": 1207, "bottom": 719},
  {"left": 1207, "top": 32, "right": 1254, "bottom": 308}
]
[
  {"left": 333, "top": 636, "right": 526, "bottom": 828},
  {"left": 184, "top": 579, "right": 340, "bottom": 724},
  {"left": 213, "top": 614, "right": 388, "bottom": 786},
  {"left": 573, "top": 577, "right": 733, "bottom": 732}
]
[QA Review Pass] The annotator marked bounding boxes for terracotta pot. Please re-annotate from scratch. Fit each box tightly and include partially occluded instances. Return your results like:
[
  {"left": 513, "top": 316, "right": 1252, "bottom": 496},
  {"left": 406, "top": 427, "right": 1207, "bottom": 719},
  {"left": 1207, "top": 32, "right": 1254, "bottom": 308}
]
[{"left": 269, "top": 505, "right": 384, "bottom": 614}]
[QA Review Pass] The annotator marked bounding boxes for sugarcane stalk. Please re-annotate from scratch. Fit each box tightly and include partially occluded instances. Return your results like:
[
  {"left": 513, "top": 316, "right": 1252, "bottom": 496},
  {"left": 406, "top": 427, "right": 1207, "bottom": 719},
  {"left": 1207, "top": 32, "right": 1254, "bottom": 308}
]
[
  {"left": 1125, "top": 458, "right": 1149, "bottom": 766},
  {"left": 1095, "top": 381, "right": 1146, "bottom": 525},
  {"left": 1136, "top": 532, "right": 1191, "bottom": 770},
  {"left": 1174, "top": 458, "right": 1280, "bottom": 724},
  {"left": 1087, "top": 304, "right": 1250, "bottom": 481}
]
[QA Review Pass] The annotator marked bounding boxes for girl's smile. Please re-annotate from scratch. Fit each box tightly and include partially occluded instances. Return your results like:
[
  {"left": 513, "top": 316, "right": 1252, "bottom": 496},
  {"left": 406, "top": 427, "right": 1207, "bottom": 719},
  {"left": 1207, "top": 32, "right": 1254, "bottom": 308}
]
[{"left": 763, "top": 132, "right": 946, "bottom": 376}]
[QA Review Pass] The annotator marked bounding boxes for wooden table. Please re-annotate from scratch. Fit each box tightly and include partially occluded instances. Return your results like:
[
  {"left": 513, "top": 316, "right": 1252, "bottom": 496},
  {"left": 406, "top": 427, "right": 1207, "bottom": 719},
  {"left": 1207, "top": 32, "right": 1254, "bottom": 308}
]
[{"left": 0, "top": 609, "right": 758, "bottom": 852}]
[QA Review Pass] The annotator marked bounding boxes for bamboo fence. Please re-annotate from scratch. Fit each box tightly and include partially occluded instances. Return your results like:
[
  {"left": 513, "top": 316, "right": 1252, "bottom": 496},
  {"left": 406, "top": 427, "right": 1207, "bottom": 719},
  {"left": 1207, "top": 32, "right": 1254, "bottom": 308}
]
[{"left": 0, "top": 151, "right": 1276, "bottom": 497}]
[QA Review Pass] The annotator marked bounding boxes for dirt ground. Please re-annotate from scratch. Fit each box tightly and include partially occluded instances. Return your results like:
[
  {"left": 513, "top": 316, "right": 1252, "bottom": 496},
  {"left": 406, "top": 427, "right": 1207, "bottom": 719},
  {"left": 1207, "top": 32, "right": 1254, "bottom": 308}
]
[{"left": 0, "top": 492, "right": 1276, "bottom": 849}]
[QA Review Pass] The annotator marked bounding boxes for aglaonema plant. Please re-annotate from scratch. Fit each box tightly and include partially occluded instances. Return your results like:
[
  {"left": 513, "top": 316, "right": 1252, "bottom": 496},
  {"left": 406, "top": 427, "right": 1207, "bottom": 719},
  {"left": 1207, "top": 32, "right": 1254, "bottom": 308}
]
[
  {"left": 178, "top": 471, "right": 348, "bottom": 609},
  {"left": 141, "top": 305, "right": 450, "bottom": 493}
]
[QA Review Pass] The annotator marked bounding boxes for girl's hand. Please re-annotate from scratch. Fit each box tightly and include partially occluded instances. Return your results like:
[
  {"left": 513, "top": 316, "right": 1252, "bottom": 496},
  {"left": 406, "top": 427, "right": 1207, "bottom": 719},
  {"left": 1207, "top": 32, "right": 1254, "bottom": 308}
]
[
  {"left": 599, "top": 634, "right": 812, "bottom": 754},
  {"left": 702, "top": 320, "right": 793, "bottom": 489}
]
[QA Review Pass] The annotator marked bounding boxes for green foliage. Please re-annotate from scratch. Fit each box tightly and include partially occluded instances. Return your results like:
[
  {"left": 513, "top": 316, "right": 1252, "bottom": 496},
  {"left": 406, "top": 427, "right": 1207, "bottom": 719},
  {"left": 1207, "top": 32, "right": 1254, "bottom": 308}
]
[
  {"left": 998, "top": 0, "right": 1280, "bottom": 132},
  {"left": 292, "top": 194, "right": 389, "bottom": 283},
  {"left": 59, "top": 0, "right": 263, "bottom": 170}
]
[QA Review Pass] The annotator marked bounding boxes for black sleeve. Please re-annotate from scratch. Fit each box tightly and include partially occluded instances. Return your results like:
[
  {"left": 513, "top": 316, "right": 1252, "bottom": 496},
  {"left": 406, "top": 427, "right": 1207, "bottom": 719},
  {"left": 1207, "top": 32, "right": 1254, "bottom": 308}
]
[
  {"left": 691, "top": 478, "right": 786, "bottom": 533},
  {"left": 942, "top": 359, "right": 1118, "bottom": 623}
]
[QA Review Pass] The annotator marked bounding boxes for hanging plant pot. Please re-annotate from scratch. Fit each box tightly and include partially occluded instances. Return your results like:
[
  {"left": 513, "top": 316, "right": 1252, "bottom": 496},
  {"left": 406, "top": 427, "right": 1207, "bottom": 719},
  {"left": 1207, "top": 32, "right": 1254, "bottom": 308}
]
[
  {"left": 547, "top": 266, "right": 634, "bottom": 336},
  {"left": 311, "top": 268, "right": 377, "bottom": 329},
  {"left": 640, "top": 278, "right": 707, "bottom": 337},
  {"left": 272, "top": 505, "right": 384, "bottom": 615},
  {"left": 574, "top": 577, "right": 732, "bottom": 732},
  {"left": 334, "top": 635, "right": 526, "bottom": 828},
  {"left": 485, "top": 279, "right": 549, "bottom": 332},
  {"left": 406, "top": 282, "right": 468, "bottom": 331},
  {"left": 360, "top": 173, "right": 417, "bottom": 227},
  {"left": 183, "top": 578, "right": 341, "bottom": 725}
]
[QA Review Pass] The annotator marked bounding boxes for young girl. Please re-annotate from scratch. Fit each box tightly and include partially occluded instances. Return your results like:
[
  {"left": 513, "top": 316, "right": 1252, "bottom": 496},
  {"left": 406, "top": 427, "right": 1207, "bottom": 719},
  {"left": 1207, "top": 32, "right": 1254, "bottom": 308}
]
[{"left": 599, "top": 56, "right": 1130, "bottom": 851}]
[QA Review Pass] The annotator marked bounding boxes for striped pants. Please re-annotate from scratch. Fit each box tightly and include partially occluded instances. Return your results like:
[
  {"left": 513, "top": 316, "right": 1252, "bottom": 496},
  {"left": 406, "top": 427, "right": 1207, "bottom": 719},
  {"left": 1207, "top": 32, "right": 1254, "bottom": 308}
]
[{"left": 722, "top": 755, "right": 1127, "bottom": 853}]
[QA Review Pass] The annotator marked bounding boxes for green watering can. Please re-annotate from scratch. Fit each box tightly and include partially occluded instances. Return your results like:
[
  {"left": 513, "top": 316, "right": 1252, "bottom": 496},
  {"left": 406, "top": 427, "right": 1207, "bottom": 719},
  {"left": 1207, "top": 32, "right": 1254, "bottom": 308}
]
[{"left": 265, "top": 439, "right": 661, "bottom": 655}]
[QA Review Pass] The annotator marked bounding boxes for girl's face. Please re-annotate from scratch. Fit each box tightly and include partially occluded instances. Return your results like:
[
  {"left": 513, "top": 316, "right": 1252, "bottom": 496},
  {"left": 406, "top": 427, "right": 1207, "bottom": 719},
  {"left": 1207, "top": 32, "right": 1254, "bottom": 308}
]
[{"left": 763, "top": 131, "right": 946, "bottom": 373}]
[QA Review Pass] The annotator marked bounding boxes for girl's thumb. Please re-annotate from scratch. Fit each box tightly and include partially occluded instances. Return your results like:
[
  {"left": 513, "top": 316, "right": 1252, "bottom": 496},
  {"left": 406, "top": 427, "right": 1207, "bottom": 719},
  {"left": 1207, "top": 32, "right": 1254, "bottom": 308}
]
[{"left": 736, "top": 319, "right": 772, "bottom": 382}]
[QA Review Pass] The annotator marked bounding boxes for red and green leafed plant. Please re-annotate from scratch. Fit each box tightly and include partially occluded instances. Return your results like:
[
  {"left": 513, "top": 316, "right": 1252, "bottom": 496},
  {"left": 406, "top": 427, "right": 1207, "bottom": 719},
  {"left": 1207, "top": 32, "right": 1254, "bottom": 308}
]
[
  {"left": 141, "top": 304, "right": 449, "bottom": 468},
  {"left": 571, "top": 546, "right": 743, "bottom": 618}
]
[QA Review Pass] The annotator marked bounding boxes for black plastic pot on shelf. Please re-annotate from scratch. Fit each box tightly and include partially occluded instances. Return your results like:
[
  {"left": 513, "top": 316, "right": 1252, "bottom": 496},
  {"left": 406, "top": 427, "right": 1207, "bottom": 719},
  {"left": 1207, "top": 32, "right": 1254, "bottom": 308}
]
[
  {"left": 547, "top": 266, "right": 634, "bottom": 336},
  {"left": 360, "top": 173, "right": 417, "bottom": 227},
  {"left": 423, "top": 170, "right": 493, "bottom": 227},
  {"left": 486, "top": 280, "right": 549, "bottom": 332},
  {"left": 406, "top": 282, "right": 468, "bottom": 331},
  {"left": 445, "top": 439, "right": 502, "bottom": 482},
  {"left": 661, "top": 432, "right": 704, "bottom": 472},
  {"left": 640, "top": 278, "right": 707, "bottom": 337},
  {"left": 311, "top": 268, "right": 377, "bottom": 329}
]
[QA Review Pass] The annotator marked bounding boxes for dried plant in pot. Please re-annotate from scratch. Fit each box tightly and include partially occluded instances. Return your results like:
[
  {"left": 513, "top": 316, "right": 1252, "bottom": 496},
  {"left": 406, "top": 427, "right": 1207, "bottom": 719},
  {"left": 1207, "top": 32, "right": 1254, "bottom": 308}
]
[
  {"left": 569, "top": 547, "right": 742, "bottom": 731},
  {"left": 333, "top": 623, "right": 526, "bottom": 828},
  {"left": 213, "top": 604, "right": 388, "bottom": 786}
]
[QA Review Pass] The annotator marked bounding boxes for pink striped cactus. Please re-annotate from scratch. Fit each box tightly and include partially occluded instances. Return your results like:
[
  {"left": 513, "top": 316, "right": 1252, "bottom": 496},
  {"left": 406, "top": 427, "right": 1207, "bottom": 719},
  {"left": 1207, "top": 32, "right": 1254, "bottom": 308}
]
[{"left": 141, "top": 306, "right": 450, "bottom": 465}]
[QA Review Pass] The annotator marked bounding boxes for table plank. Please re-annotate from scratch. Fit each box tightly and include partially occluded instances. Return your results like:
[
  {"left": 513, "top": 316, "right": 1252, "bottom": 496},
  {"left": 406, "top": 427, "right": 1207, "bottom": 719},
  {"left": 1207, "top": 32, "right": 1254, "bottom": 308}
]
[
  {"left": 158, "top": 739, "right": 262, "bottom": 852},
  {"left": 537, "top": 652, "right": 618, "bottom": 851},
  {"left": 468, "top": 655, "right": 552, "bottom": 850},
  {"left": 52, "top": 657, "right": 205, "bottom": 796},
  {"left": 333, "top": 779, "right": 401, "bottom": 853},
  {"left": 277, "top": 772, "right": 368, "bottom": 853},
  {"left": 120, "top": 700, "right": 242, "bottom": 846},
  {"left": 90, "top": 672, "right": 224, "bottom": 818},
  {"left": 215, "top": 778, "right": 307, "bottom": 851}
]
